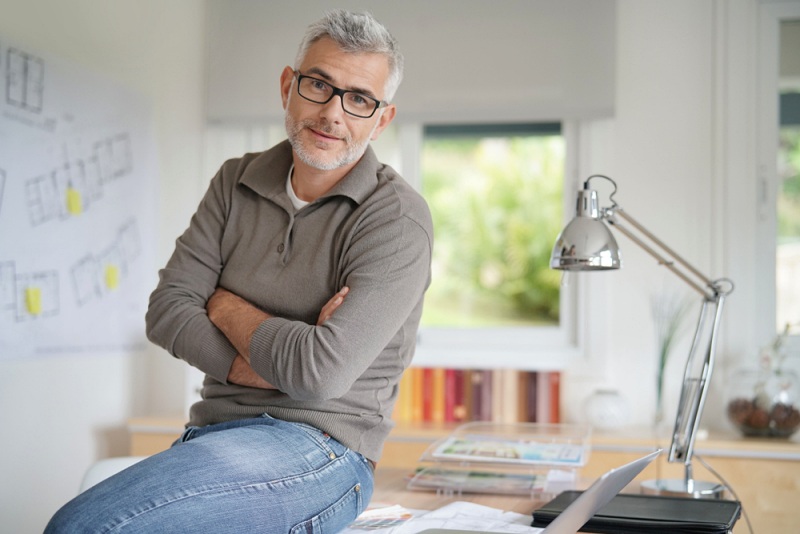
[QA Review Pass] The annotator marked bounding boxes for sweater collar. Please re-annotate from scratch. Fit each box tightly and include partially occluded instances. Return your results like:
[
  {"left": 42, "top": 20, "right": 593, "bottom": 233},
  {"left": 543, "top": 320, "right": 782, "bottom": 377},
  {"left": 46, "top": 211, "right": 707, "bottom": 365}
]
[{"left": 239, "top": 140, "right": 380, "bottom": 206}]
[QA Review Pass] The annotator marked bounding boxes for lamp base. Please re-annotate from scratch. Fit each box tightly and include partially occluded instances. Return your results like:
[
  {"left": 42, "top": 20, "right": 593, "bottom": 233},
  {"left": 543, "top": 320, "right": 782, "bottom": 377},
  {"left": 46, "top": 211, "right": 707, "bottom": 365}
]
[{"left": 640, "top": 478, "right": 725, "bottom": 499}]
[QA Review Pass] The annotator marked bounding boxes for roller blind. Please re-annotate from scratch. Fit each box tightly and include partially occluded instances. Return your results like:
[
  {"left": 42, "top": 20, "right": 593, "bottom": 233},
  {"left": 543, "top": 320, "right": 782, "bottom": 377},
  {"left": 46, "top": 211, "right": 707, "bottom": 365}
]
[{"left": 205, "top": 0, "right": 616, "bottom": 124}]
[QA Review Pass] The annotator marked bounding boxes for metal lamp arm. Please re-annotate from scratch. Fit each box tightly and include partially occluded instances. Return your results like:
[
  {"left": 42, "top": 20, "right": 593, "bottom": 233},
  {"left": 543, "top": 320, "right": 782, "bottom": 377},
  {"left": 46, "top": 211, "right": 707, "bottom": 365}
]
[{"left": 605, "top": 208, "right": 718, "bottom": 300}]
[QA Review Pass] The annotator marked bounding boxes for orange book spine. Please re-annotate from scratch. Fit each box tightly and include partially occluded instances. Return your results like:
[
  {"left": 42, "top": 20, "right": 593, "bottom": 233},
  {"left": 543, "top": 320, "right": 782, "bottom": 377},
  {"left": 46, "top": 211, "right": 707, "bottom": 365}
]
[{"left": 411, "top": 367, "right": 424, "bottom": 422}]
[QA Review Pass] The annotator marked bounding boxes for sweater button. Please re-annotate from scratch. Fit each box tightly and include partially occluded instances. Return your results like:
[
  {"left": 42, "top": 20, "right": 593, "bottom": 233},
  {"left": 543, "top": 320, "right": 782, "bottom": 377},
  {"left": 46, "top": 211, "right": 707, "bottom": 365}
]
[{"left": 277, "top": 243, "right": 285, "bottom": 253}]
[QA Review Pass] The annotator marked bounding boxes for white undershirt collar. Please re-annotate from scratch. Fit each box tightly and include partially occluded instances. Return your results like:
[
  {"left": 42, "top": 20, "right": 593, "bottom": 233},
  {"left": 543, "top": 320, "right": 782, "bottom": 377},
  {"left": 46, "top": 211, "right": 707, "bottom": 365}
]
[{"left": 285, "top": 164, "right": 309, "bottom": 211}]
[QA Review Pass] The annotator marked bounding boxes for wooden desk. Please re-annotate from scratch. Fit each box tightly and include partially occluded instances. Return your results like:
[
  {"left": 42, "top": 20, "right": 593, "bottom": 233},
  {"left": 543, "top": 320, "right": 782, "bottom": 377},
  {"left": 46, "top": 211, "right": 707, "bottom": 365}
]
[{"left": 129, "top": 418, "right": 800, "bottom": 532}]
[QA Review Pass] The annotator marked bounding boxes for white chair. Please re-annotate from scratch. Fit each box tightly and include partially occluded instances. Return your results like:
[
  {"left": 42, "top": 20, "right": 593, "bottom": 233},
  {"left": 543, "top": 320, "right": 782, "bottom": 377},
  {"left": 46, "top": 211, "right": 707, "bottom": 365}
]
[{"left": 79, "top": 456, "right": 147, "bottom": 492}]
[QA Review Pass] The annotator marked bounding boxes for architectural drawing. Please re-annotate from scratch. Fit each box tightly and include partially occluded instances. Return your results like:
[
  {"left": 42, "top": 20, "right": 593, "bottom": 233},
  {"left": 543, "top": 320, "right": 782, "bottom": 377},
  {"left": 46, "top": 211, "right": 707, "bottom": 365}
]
[
  {"left": 0, "top": 261, "right": 15, "bottom": 314},
  {"left": 24, "top": 133, "right": 132, "bottom": 226},
  {"left": 5, "top": 47, "right": 44, "bottom": 113},
  {"left": 0, "top": 37, "right": 157, "bottom": 357},
  {"left": 70, "top": 219, "right": 142, "bottom": 306}
]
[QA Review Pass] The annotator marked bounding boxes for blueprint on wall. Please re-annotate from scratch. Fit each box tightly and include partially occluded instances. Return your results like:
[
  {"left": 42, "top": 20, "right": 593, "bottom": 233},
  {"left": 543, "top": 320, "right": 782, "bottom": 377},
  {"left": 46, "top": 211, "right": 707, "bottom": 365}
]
[{"left": 0, "top": 37, "right": 158, "bottom": 358}]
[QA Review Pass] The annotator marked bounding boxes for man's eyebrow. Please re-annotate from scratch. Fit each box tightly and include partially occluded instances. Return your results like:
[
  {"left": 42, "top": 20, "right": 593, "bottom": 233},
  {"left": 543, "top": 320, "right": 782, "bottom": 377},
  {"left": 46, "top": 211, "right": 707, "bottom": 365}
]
[{"left": 304, "top": 66, "right": 379, "bottom": 100}]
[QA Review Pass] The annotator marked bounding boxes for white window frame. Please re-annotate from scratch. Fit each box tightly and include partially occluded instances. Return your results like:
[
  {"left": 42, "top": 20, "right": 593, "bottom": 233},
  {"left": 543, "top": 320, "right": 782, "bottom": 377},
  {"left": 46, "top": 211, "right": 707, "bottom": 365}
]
[
  {"left": 398, "top": 121, "right": 589, "bottom": 372},
  {"left": 757, "top": 2, "right": 800, "bottom": 360}
]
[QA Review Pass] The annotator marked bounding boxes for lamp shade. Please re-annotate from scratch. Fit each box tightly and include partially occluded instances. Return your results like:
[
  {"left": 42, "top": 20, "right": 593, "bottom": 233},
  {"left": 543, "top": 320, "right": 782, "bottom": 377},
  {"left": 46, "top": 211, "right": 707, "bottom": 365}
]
[{"left": 550, "top": 188, "right": 621, "bottom": 270}]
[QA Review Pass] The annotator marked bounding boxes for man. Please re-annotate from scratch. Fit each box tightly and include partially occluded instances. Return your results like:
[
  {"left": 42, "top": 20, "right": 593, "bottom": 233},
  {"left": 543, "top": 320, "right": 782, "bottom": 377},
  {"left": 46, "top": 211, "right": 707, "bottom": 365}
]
[{"left": 46, "top": 10, "right": 432, "bottom": 533}]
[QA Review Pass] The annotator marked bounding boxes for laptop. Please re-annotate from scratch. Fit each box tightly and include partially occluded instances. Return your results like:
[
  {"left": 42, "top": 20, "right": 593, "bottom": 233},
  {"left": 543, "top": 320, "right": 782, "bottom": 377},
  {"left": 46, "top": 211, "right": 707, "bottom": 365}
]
[{"left": 418, "top": 448, "right": 661, "bottom": 534}]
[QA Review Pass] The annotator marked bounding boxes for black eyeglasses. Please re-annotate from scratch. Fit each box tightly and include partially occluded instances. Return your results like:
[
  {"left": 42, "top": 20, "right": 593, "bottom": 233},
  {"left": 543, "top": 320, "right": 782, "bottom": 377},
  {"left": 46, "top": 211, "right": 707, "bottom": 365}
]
[{"left": 294, "top": 71, "right": 386, "bottom": 119}]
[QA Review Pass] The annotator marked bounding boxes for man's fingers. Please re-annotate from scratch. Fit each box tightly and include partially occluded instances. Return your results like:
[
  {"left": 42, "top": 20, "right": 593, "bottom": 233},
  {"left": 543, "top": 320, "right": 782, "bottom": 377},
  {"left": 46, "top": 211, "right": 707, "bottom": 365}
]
[{"left": 317, "top": 286, "right": 349, "bottom": 325}]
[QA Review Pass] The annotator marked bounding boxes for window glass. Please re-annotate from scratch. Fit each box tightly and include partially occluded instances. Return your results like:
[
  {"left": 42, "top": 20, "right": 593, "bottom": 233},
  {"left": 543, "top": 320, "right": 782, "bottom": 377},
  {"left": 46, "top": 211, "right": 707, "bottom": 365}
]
[
  {"left": 420, "top": 124, "right": 564, "bottom": 328},
  {"left": 777, "top": 108, "right": 800, "bottom": 331}
]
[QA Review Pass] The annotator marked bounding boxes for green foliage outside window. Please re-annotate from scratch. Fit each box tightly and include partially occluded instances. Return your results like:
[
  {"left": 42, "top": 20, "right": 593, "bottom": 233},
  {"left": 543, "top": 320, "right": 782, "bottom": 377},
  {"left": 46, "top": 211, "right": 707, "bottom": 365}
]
[
  {"left": 779, "top": 126, "right": 800, "bottom": 243},
  {"left": 421, "top": 133, "right": 564, "bottom": 328}
]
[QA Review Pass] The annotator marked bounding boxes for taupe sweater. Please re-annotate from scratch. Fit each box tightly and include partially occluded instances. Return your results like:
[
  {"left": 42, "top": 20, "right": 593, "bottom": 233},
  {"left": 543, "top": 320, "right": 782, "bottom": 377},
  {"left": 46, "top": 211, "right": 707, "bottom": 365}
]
[{"left": 145, "top": 141, "right": 433, "bottom": 461}]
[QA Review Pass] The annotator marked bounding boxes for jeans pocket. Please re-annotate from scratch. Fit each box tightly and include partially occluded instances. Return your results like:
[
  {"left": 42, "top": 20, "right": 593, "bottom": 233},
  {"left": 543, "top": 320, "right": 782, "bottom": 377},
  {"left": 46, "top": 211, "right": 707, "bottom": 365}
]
[{"left": 289, "top": 483, "right": 364, "bottom": 534}]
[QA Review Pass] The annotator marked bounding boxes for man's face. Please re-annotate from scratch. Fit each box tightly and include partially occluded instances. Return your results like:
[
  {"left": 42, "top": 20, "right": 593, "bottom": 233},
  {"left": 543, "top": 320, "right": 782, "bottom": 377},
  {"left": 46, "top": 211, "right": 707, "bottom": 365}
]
[{"left": 281, "top": 37, "right": 396, "bottom": 172}]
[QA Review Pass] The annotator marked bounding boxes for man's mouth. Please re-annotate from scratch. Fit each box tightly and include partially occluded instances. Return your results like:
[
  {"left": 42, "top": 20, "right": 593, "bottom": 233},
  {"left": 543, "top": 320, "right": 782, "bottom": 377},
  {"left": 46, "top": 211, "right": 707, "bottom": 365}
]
[{"left": 309, "top": 127, "right": 341, "bottom": 142}]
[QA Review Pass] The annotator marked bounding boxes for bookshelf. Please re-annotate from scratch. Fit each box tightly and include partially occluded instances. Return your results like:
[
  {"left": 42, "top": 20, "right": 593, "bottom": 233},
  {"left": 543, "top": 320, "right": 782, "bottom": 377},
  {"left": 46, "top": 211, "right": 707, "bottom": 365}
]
[{"left": 395, "top": 367, "right": 562, "bottom": 427}]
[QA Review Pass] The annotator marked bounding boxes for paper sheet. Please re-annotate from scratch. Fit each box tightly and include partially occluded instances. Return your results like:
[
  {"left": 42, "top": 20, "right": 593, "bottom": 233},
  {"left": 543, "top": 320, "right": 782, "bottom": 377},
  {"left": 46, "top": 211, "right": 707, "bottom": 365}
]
[{"left": 341, "top": 501, "right": 544, "bottom": 534}]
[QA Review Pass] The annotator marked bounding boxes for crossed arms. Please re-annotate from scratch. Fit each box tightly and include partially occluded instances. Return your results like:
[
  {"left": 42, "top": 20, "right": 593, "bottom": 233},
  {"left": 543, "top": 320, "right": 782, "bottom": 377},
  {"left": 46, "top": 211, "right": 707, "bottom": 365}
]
[{"left": 207, "top": 286, "right": 349, "bottom": 390}]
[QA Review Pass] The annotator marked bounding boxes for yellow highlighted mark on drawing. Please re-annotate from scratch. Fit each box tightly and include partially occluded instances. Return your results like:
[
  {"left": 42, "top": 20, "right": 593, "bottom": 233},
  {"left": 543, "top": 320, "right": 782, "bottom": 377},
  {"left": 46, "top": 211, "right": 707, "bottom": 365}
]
[
  {"left": 25, "top": 287, "right": 42, "bottom": 316},
  {"left": 105, "top": 264, "right": 120, "bottom": 290},
  {"left": 66, "top": 186, "right": 83, "bottom": 215}
]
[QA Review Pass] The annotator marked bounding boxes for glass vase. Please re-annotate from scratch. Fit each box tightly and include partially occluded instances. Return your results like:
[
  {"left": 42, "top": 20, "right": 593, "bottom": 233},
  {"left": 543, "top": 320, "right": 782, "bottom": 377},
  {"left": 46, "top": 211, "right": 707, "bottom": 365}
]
[{"left": 725, "top": 368, "right": 800, "bottom": 438}]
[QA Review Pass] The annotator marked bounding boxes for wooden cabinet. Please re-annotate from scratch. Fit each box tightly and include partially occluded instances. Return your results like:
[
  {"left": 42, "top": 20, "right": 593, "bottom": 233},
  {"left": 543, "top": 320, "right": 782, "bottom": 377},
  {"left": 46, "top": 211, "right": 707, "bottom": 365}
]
[{"left": 128, "top": 417, "right": 185, "bottom": 456}]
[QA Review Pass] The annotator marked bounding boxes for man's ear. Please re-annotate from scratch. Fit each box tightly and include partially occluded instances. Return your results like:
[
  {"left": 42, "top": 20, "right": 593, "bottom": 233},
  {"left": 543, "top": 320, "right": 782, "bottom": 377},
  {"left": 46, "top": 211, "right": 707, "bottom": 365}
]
[
  {"left": 279, "top": 66, "right": 295, "bottom": 109},
  {"left": 371, "top": 104, "right": 397, "bottom": 140}
]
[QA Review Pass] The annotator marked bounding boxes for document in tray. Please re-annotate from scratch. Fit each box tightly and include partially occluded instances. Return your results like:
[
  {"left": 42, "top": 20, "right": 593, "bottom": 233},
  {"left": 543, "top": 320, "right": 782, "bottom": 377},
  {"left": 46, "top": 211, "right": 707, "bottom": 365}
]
[
  {"left": 409, "top": 467, "right": 548, "bottom": 495},
  {"left": 431, "top": 435, "right": 586, "bottom": 466}
]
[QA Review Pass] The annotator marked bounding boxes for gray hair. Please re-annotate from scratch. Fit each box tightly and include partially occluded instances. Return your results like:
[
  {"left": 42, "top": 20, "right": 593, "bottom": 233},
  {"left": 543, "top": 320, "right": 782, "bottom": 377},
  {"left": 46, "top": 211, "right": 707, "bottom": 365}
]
[{"left": 295, "top": 10, "right": 404, "bottom": 102}]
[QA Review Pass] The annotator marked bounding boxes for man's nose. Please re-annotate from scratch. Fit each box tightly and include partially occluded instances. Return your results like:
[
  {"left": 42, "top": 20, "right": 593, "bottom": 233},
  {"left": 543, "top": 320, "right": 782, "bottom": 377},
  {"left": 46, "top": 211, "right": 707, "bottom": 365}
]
[{"left": 319, "top": 94, "right": 346, "bottom": 122}]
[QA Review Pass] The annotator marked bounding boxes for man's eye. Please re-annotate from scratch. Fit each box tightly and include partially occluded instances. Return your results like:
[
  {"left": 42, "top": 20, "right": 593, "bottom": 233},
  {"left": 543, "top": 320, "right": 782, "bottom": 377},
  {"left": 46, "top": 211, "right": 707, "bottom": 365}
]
[
  {"left": 310, "top": 80, "right": 328, "bottom": 91},
  {"left": 348, "top": 93, "right": 369, "bottom": 106}
]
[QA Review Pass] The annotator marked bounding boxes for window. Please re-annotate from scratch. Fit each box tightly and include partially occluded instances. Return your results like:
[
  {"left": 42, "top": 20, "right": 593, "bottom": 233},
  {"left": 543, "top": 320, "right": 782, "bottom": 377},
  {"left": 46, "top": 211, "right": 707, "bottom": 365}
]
[
  {"left": 778, "top": 92, "right": 800, "bottom": 333},
  {"left": 776, "top": 18, "right": 800, "bottom": 347},
  {"left": 413, "top": 123, "right": 579, "bottom": 370}
]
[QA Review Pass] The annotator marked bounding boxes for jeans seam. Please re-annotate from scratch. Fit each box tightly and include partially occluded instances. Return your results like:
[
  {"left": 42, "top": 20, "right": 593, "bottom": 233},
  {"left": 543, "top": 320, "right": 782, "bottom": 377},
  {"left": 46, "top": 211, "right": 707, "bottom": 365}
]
[{"left": 99, "top": 483, "right": 251, "bottom": 533}]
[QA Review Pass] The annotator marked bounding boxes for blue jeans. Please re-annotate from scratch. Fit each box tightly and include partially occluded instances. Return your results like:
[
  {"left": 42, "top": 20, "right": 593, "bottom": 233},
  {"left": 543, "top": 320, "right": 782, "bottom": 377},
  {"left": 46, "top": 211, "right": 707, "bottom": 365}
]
[{"left": 45, "top": 414, "right": 374, "bottom": 533}]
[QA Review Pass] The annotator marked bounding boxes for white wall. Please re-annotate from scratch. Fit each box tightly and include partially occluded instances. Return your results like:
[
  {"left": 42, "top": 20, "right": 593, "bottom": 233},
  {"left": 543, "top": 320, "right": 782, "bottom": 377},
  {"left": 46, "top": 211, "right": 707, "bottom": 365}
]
[
  {"left": 564, "top": 0, "right": 774, "bottom": 431},
  {"left": 573, "top": 0, "right": 722, "bottom": 427},
  {"left": 0, "top": 1, "right": 206, "bottom": 531}
]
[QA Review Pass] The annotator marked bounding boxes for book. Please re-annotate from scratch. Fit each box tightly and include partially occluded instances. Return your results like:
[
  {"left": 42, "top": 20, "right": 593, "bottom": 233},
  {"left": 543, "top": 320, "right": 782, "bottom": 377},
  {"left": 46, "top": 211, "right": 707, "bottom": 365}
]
[
  {"left": 525, "top": 371, "right": 538, "bottom": 422},
  {"left": 422, "top": 367, "right": 434, "bottom": 421},
  {"left": 411, "top": 367, "right": 424, "bottom": 422},
  {"left": 491, "top": 369, "right": 505, "bottom": 423},
  {"left": 407, "top": 466, "right": 547, "bottom": 496},
  {"left": 536, "top": 371, "right": 551, "bottom": 423},
  {"left": 459, "top": 369, "right": 473, "bottom": 422},
  {"left": 443, "top": 368, "right": 458, "bottom": 422},
  {"left": 396, "top": 367, "right": 561, "bottom": 425},
  {"left": 431, "top": 367, "right": 446, "bottom": 423},
  {"left": 478, "top": 369, "right": 493, "bottom": 421},
  {"left": 395, "top": 368, "right": 414, "bottom": 422},
  {"left": 548, "top": 371, "right": 561, "bottom": 424},
  {"left": 430, "top": 435, "right": 586, "bottom": 466}
]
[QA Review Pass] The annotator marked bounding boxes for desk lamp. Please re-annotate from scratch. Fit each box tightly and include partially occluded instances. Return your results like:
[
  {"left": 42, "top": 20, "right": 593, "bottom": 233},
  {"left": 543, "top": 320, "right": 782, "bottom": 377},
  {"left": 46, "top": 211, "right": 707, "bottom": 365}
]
[{"left": 550, "top": 174, "right": 734, "bottom": 499}]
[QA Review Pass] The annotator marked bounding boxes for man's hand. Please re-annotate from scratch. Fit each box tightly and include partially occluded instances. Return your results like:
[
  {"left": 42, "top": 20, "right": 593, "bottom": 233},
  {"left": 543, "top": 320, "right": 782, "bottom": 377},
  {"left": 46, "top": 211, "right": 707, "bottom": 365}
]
[{"left": 317, "top": 286, "right": 349, "bottom": 325}]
